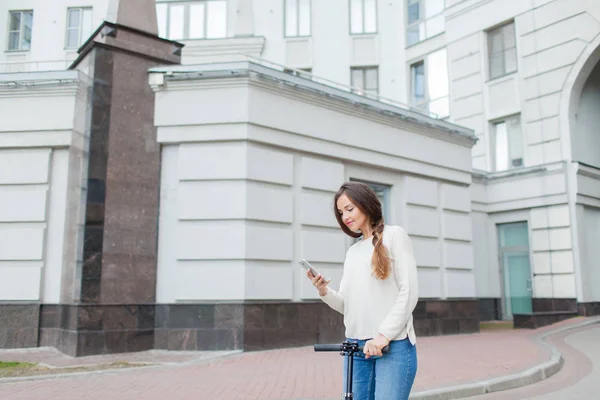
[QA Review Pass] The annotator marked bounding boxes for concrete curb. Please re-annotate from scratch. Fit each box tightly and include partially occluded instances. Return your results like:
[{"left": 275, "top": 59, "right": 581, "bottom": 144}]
[
  {"left": 409, "top": 317, "right": 600, "bottom": 400},
  {"left": 0, "top": 350, "right": 242, "bottom": 384}
]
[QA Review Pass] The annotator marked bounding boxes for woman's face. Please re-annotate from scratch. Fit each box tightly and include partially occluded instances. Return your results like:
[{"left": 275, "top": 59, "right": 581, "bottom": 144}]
[{"left": 336, "top": 193, "right": 369, "bottom": 232}]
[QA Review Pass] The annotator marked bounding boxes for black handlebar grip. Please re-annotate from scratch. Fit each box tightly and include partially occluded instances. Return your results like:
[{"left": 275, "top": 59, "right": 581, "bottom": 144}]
[
  {"left": 314, "top": 344, "right": 342, "bottom": 352},
  {"left": 358, "top": 345, "right": 390, "bottom": 353}
]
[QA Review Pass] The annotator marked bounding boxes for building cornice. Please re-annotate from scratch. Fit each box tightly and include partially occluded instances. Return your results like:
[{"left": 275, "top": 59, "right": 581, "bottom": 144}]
[
  {"left": 246, "top": 77, "right": 477, "bottom": 149},
  {"left": 470, "top": 162, "right": 569, "bottom": 212},
  {"left": 0, "top": 70, "right": 89, "bottom": 99},
  {"left": 471, "top": 162, "right": 565, "bottom": 183},
  {"left": 149, "top": 61, "right": 477, "bottom": 148},
  {"left": 576, "top": 162, "right": 600, "bottom": 180},
  {"left": 0, "top": 70, "right": 80, "bottom": 83}
]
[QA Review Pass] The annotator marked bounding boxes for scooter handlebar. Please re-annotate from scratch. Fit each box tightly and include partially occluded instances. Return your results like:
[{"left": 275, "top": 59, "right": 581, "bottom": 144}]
[{"left": 314, "top": 343, "right": 390, "bottom": 353}]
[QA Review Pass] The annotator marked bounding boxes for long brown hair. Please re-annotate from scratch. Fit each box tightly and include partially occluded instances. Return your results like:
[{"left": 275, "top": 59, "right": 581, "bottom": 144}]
[{"left": 333, "top": 182, "right": 390, "bottom": 280}]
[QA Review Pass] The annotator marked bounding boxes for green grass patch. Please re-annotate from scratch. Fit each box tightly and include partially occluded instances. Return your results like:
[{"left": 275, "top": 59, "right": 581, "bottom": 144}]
[
  {"left": 480, "top": 321, "right": 514, "bottom": 331},
  {"left": 0, "top": 360, "right": 150, "bottom": 379},
  {"left": 0, "top": 361, "right": 37, "bottom": 369}
]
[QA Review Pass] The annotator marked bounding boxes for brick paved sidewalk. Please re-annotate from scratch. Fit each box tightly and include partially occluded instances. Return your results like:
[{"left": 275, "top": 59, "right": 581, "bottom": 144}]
[{"left": 0, "top": 317, "right": 590, "bottom": 400}]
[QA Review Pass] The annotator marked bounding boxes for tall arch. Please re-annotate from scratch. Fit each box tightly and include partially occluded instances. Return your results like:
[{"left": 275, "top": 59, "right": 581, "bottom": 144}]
[
  {"left": 560, "top": 33, "right": 600, "bottom": 164},
  {"left": 559, "top": 32, "right": 600, "bottom": 305}
]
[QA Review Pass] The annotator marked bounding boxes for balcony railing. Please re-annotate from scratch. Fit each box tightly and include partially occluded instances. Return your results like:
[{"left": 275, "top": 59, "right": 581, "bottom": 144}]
[
  {"left": 239, "top": 54, "right": 441, "bottom": 120},
  {"left": 0, "top": 59, "right": 73, "bottom": 74}
]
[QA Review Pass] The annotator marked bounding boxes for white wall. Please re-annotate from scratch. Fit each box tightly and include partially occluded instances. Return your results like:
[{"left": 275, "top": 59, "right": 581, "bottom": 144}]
[
  {"left": 469, "top": 161, "right": 578, "bottom": 303},
  {"left": 0, "top": 71, "right": 89, "bottom": 303},
  {"left": 297, "top": 156, "right": 346, "bottom": 300},
  {"left": 156, "top": 140, "right": 297, "bottom": 302},
  {"left": 471, "top": 210, "right": 500, "bottom": 298},
  {"left": 42, "top": 149, "right": 70, "bottom": 303},
  {"left": 0, "top": 149, "right": 49, "bottom": 300},
  {"left": 529, "top": 204, "right": 576, "bottom": 299},
  {"left": 577, "top": 206, "right": 600, "bottom": 302},
  {"left": 152, "top": 62, "right": 476, "bottom": 302},
  {"left": 0, "top": 148, "right": 74, "bottom": 302},
  {"left": 574, "top": 163, "right": 600, "bottom": 303}
]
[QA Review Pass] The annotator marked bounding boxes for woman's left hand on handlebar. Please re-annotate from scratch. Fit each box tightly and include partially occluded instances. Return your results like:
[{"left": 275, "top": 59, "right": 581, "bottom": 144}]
[{"left": 363, "top": 334, "right": 390, "bottom": 359}]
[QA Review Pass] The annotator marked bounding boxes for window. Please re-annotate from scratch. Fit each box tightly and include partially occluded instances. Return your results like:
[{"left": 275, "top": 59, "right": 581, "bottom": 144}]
[
  {"left": 492, "top": 116, "right": 523, "bottom": 171},
  {"left": 488, "top": 21, "right": 517, "bottom": 80},
  {"left": 410, "top": 49, "right": 449, "bottom": 118},
  {"left": 369, "top": 182, "right": 390, "bottom": 222},
  {"left": 406, "top": 0, "right": 445, "bottom": 46},
  {"left": 350, "top": 0, "right": 377, "bottom": 34},
  {"left": 411, "top": 61, "right": 425, "bottom": 105},
  {"left": 156, "top": 1, "right": 227, "bottom": 40},
  {"left": 350, "top": 180, "right": 391, "bottom": 223},
  {"left": 285, "top": 0, "right": 311, "bottom": 37},
  {"left": 8, "top": 10, "right": 33, "bottom": 51},
  {"left": 351, "top": 67, "right": 378, "bottom": 95},
  {"left": 66, "top": 8, "right": 93, "bottom": 49}
]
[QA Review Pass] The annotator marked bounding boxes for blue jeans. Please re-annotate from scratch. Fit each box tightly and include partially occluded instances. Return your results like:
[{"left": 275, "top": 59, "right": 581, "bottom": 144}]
[{"left": 342, "top": 338, "right": 417, "bottom": 400}]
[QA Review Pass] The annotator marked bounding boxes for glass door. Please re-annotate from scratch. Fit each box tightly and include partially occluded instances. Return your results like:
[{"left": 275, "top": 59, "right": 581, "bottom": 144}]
[{"left": 498, "top": 222, "right": 533, "bottom": 318}]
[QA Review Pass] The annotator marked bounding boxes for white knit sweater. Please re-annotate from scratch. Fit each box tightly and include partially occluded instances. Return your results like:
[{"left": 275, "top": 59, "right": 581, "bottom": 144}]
[{"left": 320, "top": 225, "right": 419, "bottom": 344}]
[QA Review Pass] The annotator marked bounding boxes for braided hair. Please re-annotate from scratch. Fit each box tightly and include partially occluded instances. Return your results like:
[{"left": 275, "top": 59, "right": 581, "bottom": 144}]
[{"left": 334, "top": 182, "right": 391, "bottom": 279}]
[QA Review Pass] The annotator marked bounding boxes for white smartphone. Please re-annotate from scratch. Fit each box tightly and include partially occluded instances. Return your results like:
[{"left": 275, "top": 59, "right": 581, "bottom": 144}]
[{"left": 299, "top": 259, "right": 321, "bottom": 278}]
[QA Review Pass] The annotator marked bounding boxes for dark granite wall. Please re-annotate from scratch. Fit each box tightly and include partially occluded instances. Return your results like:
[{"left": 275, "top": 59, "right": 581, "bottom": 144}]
[
  {"left": 155, "top": 300, "right": 479, "bottom": 352},
  {"left": 477, "top": 298, "right": 501, "bottom": 321},
  {"left": 31, "top": 298, "right": 600, "bottom": 354},
  {"left": 81, "top": 47, "right": 114, "bottom": 303},
  {"left": 39, "top": 304, "right": 155, "bottom": 356},
  {"left": 154, "top": 304, "right": 243, "bottom": 351},
  {"left": 80, "top": 46, "right": 162, "bottom": 305},
  {"left": 0, "top": 304, "right": 39, "bottom": 349},
  {"left": 412, "top": 299, "right": 480, "bottom": 336},
  {"left": 98, "top": 49, "right": 162, "bottom": 305},
  {"left": 532, "top": 298, "right": 577, "bottom": 312},
  {"left": 35, "top": 303, "right": 342, "bottom": 355},
  {"left": 513, "top": 298, "right": 579, "bottom": 329},
  {"left": 241, "top": 303, "right": 345, "bottom": 351},
  {"left": 2, "top": 297, "right": 593, "bottom": 353},
  {"left": 513, "top": 311, "right": 578, "bottom": 329},
  {"left": 578, "top": 302, "right": 600, "bottom": 316},
  {"left": 153, "top": 303, "right": 345, "bottom": 352}
]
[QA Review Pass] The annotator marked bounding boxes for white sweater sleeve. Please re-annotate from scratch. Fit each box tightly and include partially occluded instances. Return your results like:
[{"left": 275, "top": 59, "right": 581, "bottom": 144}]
[
  {"left": 378, "top": 227, "right": 419, "bottom": 340},
  {"left": 320, "top": 275, "right": 344, "bottom": 314}
]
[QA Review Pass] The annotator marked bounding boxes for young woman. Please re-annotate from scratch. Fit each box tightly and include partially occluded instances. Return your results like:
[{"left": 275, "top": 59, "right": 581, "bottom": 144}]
[{"left": 307, "top": 181, "right": 419, "bottom": 399}]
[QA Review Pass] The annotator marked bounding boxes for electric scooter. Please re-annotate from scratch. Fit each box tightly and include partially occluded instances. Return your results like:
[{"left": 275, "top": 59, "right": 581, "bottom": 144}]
[{"left": 314, "top": 340, "right": 389, "bottom": 399}]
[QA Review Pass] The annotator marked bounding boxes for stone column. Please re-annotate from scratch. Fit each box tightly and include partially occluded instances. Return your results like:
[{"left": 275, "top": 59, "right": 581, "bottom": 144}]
[{"left": 39, "top": 0, "right": 183, "bottom": 356}]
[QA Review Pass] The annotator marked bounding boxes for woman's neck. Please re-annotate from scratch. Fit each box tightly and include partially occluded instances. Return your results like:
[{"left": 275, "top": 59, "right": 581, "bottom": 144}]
[{"left": 360, "top": 225, "right": 373, "bottom": 240}]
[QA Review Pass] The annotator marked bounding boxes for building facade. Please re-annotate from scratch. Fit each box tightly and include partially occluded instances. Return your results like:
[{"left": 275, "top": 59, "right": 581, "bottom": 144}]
[{"left": 0, "top": 0, "right": 599, "bottom": 353}]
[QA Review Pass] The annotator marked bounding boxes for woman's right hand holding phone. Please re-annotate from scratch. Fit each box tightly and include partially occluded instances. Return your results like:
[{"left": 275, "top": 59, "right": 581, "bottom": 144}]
[{"left": 307, "top": 270, "right": 330, "bottom": 297}]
